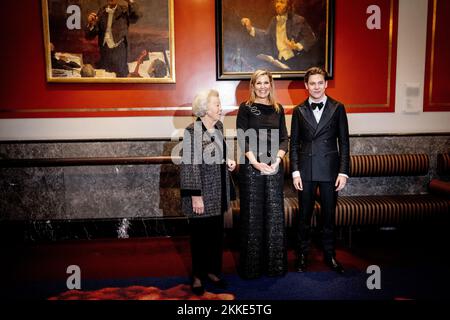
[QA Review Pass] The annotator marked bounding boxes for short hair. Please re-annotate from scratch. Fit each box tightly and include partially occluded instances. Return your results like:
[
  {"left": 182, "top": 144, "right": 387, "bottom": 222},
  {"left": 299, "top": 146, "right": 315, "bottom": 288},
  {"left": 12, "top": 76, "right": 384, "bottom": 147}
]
[
  {"left": 304, "top": 67, "right": 328, "bottom": 83},
  {"left": 192, "top": 89, "right": 220, "bottom": 117},
  {"left": 148, "top": 59, "right": 167, "bottom": 78}
]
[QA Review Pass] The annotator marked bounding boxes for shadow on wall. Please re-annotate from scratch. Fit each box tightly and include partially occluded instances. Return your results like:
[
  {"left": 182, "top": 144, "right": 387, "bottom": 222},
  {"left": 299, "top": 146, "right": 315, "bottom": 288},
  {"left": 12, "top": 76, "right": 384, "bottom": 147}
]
[{"left": 159, "top": 141, "right": 182, "bottom": 217}]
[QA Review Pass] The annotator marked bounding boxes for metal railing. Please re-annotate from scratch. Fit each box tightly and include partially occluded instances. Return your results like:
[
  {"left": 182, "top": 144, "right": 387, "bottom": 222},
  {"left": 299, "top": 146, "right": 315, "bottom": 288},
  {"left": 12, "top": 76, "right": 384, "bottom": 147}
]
[{"left": 0, "top": 156, "right": 180, "bottom": 168}]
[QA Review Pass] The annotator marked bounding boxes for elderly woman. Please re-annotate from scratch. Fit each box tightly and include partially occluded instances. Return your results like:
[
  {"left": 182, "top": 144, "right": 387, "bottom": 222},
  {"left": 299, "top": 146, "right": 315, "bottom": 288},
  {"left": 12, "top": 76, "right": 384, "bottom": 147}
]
[{"left": 180, "top": 89, "right": 236, "bottom": 295}]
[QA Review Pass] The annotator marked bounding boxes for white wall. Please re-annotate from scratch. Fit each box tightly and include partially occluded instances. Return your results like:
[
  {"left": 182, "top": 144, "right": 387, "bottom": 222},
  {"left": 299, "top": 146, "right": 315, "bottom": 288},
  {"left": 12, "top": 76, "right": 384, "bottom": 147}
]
[{"left": 0, "top": 0, "right": 448, "bottom": 141}]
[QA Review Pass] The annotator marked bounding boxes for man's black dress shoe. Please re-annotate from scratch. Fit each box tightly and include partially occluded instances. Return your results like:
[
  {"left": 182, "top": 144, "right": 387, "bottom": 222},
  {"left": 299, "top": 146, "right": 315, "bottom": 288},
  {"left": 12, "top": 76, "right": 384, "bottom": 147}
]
[
  {"left": 191, "top": 278, "right": 205, "bottom": 296},
  {"left": 207, "top": 274, "right": 227, "bottom": 289},
  {"left": 191, "top": 283, "right": 205, "bottom": 296},
  {"left": 324, "top": 257, "right": 345, "bottom": 274},
  {"left": 295, "top": 254, "right": 307, "bottom": 273},
  {"left": 209, "top": 278, "right": 227, "bottom": 289}
]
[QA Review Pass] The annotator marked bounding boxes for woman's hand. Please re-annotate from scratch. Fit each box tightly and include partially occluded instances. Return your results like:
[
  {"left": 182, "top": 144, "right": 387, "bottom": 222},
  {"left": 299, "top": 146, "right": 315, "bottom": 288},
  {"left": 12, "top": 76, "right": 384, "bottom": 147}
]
[
  {"left": 227, "top": 159, "right": 236, "bottom": 172},
  {"left": 191, "top": 196, "right": 204, "bottom": 215},
  {"left": 269, "top": 157, "right": 281, "bottom": 174},
  {"left": 252, "top": 161, "right": 273, "bottom": 174}
]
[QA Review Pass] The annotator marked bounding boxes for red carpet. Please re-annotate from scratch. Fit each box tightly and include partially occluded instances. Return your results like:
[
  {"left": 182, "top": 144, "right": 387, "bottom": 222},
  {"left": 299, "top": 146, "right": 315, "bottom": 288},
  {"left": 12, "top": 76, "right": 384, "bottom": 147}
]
[
  {"left": 48, "top": 284, "right": 235, "bottom": 300},
  {"left": 7, "top": 236, "right": 370, "bottom": 282}
]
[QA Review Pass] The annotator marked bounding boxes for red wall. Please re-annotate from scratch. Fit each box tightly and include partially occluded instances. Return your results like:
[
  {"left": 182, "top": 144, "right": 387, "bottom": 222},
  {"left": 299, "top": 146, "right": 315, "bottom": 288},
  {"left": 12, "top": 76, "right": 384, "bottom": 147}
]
[
  {"left": 424, "top": 0, "right": 450, "bottom": 112},
  {"left": 0, "top": 0, "right": 397, "bottom": 118}
]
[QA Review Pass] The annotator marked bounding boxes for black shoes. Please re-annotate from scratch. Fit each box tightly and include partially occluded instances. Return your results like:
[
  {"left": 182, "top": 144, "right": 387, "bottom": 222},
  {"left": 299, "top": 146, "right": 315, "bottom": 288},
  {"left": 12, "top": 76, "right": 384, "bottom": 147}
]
[
  {"left": 191, "top": 278, "right": 205, "bottom": 296},
  {"left": 295, "top": 253, "right": 345, "bottom": 274},
  {"left": 191, "top": 274, "right": 227, "bottom": 295},
  {"left": 324, "top": 256, "right": 345, "bottom": 274},
  {"left": 207, "top": 274, "right": 227, "bottom": 289},
  {"left": 209, "top": 278, "right": 227, "bottom": 289},
  {"left": 295, "top": 253, "right": 307, "bottom": 273}
]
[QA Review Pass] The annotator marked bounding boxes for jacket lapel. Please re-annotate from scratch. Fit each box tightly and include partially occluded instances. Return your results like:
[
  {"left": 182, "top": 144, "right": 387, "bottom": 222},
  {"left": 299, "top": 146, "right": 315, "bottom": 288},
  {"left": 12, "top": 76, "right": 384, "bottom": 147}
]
[
  {"left": 299, "top": 101, "right": 318, "bottom": 132},
  {"left": 314, "top": 99, "right": 338, "bottom": 137},
  {"left": 286, "top": 13, "right": 293, "bottom": 38}
]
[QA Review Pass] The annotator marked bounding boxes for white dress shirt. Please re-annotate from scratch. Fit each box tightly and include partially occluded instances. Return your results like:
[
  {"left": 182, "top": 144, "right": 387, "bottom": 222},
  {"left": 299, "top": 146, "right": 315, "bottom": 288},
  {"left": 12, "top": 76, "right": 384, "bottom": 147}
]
[
  {"left": 103, "top": 5, "right": 123, "bottom": 48},
  {"left": 275, "top": 15, "right": 294, "bottom": 61},
  {"left": 249, "top": 14, "right": 303, "bottom": 61}
]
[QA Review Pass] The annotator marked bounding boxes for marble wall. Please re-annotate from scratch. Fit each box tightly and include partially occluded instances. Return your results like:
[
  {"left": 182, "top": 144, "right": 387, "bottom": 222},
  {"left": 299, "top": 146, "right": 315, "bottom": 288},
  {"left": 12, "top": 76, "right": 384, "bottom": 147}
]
[
  {"left": 0, "top": 140, "right": 180, "bottom": 221},
  {"left": 1, "top": 135, "right": 449, "bottom": 239}
]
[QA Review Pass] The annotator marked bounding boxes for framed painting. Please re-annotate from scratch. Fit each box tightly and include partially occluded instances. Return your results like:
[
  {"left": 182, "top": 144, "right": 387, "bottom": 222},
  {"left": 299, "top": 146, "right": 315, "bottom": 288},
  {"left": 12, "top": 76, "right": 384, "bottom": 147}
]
[
  {"left": 216, "top": 0, "right": 334, "bottom": 80},
  {"left": 42, "top": 0, "right": 175, "bottom": 83}
]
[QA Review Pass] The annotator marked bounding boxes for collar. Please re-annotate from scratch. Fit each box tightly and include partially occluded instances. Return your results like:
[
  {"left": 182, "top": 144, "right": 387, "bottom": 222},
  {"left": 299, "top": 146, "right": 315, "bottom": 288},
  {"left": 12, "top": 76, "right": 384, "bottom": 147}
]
[
  {"left": 105, "top": 5, "right": 117, "bottom": 14},
  {"left": 276, "top": 14, "right": 288, "bottom": 22},
  {"left": 308, "top": 96, "right": 328, "bottom": 108},
  {"left": 196, "top": 117, "right": 220, "bottom": 133}
]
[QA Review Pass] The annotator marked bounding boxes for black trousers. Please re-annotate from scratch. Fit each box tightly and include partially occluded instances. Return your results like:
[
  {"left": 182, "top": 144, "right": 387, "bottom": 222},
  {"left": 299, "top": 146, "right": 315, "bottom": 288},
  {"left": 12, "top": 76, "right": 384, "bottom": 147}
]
[
  {"left": 297, "top": 181, "right": 337, "bottom": 257},
  {"left": 188, "top": 214, "right": 224, "bottom": 279},
  {"left": 99, "top": 41, "right": 129, "bottom": 77},
  {"left": 239, "top": 164, "right": 287, "bottom": 278}
]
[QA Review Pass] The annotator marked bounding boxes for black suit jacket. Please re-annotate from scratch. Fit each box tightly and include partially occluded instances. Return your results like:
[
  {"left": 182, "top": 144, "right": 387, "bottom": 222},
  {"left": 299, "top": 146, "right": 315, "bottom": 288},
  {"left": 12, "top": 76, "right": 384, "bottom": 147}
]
[
  {"left": 85, "top": 3, "right": 140, "bottom": 46},
  {"left": 290, "top": 97, "right": 350, "bottom": 182}
]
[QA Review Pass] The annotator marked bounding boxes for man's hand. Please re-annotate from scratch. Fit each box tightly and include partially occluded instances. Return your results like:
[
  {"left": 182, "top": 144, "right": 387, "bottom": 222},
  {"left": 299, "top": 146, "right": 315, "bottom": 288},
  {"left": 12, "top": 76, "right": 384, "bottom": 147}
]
[
  {"left": 87, "top": 13, "right": 98, "bottom": 28},
  {"left": 285, "top": 39, "right": 303, "bottom": 51},
  {"left": 192, "top": 196, "right": 204, "bottom": 215},
  {"left": 241, "top": 18, "right": 253, "bottom": 32},
  {"left": 293, "top": 176, "right": 303, "bottom": 191},
  {"left": 335, "top": 175, "right": 347, "bottom": 191}
]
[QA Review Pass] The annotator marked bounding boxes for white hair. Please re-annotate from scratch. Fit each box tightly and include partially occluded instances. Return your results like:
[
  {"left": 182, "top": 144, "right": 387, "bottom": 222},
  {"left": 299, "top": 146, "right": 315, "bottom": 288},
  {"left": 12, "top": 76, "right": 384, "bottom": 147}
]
[{"left": 192, "top": 89, "right": 219, "bottom": 117}]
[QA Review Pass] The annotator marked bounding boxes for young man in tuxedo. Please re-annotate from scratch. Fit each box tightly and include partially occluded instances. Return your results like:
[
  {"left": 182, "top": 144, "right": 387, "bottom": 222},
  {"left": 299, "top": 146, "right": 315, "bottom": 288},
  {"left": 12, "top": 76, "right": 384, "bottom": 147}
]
[{"left": 289, "top": 67, "right": 350, "bottom": 274}]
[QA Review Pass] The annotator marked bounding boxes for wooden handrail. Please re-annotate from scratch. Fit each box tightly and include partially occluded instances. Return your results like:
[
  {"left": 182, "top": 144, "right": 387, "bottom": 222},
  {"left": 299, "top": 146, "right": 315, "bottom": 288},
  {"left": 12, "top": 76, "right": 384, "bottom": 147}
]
[{"left": 0, "top": 156, "right": 181, "bottom": 168}]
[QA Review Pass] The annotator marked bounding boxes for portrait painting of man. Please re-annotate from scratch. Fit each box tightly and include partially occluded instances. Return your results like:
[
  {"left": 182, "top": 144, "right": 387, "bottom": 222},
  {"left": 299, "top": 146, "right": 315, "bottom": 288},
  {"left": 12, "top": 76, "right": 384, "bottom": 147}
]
[
  {"left": 42, "top": 0, "right": 175, "bottom": 82},
  {"left": 217, "top": 0, "right": 334, "bottom": 79}
]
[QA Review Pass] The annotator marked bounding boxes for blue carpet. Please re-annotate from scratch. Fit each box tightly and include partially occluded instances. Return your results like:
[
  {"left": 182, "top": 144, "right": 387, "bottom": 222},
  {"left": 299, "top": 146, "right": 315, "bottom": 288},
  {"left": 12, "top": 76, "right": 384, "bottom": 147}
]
[{"left": 6, "top": 266, "right": 450, "bottom": 300}]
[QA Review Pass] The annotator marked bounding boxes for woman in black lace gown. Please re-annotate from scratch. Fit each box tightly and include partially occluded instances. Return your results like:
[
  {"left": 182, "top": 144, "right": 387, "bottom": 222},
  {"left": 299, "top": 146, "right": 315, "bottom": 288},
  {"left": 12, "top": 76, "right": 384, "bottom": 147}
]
[{"left": 236, "top": 70, "right": 288, "bottom": 279}]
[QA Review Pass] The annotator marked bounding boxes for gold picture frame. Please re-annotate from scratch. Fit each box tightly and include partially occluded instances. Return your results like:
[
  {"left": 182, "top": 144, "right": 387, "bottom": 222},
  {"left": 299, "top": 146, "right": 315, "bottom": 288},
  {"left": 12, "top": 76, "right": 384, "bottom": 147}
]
[
  {"left": 42, "top": 0, "right": 175, "bottom": 83},
  {"left": 216, "top": 0, "right": 334, "bottom": 80}
]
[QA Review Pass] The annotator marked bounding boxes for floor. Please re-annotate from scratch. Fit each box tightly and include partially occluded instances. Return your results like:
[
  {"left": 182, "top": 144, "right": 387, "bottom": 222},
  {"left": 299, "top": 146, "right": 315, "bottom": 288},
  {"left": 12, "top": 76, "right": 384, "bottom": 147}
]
[{"left": 2, "top": 226, "right": 449, "bottom": 301}]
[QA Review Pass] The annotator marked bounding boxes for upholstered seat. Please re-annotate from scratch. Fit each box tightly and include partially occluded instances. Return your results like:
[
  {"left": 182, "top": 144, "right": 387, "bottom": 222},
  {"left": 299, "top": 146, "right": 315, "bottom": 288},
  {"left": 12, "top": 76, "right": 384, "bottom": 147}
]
[
  {"left": 227, "top": 153, "right": 450, "bottom": 230},
  {"left": 334, "top": 194, "right": 449, "bottom": 226}
]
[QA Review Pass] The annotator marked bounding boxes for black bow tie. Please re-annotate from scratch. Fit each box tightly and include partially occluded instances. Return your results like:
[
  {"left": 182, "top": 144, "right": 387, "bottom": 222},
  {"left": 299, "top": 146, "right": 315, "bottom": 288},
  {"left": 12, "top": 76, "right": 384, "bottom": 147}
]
[{"left": 311, "top": 102, "right": 324, "bottom": 111}]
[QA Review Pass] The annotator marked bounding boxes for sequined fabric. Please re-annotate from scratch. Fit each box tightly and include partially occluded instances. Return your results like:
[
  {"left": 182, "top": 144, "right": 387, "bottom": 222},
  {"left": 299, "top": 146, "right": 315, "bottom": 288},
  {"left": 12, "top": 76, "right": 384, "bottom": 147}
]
[{"left": 238, "top": 163, "right": 287, "bottom": 279}]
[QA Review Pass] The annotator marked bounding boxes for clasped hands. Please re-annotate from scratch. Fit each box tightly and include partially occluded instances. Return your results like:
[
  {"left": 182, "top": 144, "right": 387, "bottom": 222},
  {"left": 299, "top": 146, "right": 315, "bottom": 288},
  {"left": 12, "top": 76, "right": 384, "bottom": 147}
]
[{"left": 252, "top": 158, "right": 281, "bottom": 175}]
